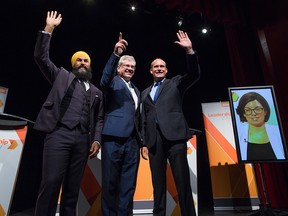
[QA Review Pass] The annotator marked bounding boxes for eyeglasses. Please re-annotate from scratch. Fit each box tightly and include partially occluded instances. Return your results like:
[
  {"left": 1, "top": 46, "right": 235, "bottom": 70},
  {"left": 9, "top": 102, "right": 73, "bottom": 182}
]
[
  {"left": 244, "top": 107, "right": 264, "bottom": 115},
  {"left": 121, "top": 64, "right": 136, "bottom": 70}
]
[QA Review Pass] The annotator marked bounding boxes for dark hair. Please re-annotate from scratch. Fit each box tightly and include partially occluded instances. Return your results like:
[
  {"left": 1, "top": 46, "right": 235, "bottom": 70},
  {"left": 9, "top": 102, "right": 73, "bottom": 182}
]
[{"left": 236, "top": 92, "right": 270, "bottom": 122}]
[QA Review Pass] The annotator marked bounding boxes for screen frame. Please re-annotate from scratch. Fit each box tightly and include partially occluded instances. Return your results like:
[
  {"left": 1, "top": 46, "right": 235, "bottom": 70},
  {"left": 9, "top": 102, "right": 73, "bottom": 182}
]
[{"left": 228, "top": 85, "right": 288, "bottom": 163}]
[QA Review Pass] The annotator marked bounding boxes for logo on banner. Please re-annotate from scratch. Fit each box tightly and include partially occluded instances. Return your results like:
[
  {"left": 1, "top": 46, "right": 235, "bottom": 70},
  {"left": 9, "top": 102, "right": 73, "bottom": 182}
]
[{"left": 0, "top": 139, "right": 17, "bottom": 150}]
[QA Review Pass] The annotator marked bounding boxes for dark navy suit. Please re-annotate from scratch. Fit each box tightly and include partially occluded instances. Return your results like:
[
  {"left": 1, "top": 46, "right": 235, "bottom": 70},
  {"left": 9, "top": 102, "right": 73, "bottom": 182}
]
[
  {"left": 100, "top": 53, "right": 142, "bottom": 216},
  {"left": 33, "top": 31, "right": 104, "bottom": 216},
  {"left": 141, "top": 54, "right": 200, "bottom": 216}
]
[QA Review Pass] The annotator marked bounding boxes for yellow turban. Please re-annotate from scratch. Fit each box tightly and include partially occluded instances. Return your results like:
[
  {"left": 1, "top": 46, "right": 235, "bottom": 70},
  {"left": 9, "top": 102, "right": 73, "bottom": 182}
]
[{"left": 71, "top": 51, "right": 91, "bottom": 67}]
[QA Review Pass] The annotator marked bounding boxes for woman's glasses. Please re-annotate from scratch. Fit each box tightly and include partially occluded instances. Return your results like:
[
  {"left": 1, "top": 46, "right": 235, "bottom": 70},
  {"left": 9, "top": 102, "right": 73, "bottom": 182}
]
[{"left": 244, "top": 107, "right": 264, "bottom": 115}]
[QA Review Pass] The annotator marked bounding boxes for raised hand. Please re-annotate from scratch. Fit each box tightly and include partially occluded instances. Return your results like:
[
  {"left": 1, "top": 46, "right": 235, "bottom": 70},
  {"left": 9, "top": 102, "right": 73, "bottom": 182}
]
[
  {"left": 114, "top": 32, "right": 128, "bottom": 56},
  {"left": 174, "top": 30, "right": 194, "bottom": 54},
  {"left": 44, "top": 11, "right": 62, "bottom": 33}
]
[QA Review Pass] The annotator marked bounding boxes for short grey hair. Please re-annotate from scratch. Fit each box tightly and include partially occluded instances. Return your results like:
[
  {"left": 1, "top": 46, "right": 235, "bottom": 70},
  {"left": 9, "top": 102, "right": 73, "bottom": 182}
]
[{"left": 118, "top": 55, "right": 136, "bottom": 67}]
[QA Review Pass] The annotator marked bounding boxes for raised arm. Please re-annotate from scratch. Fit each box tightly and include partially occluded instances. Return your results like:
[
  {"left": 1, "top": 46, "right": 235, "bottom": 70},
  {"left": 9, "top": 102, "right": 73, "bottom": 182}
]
[
  {"left": 100, "top": 32, "right": 128, "bottom": 88},
  {"left": 34, "top": 11, "right": 63, "bottom": 84},
  {"left": 175, "top": 31, "right": 200, "bottom": 92}
]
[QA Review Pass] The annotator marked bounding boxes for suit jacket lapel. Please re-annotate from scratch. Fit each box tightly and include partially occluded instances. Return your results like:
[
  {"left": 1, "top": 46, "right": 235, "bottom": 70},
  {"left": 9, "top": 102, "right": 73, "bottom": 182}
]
[
  {"left": 131, "top": 82, "right": 141, "bottom": 107},
  {"left": 67, "top": 73, "right": 76, "bottom": 88},
  {"left": 142, "top": 85, "right": 153, "bottom": 104},
  {"left": 90, "top": 84, "right": 96, "bottom": 108},
  {"left": 117, "top": 76, "right": 137, "bottom": 102}
]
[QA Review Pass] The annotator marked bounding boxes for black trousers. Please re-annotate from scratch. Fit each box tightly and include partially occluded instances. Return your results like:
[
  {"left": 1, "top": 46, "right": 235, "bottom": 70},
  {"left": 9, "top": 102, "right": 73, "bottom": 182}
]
[
  {"left": 34, "top": 125, "right": 89, "bottom": 216},
  {"left": 148, "top": 127, "right": 196, "bottom": 216}
]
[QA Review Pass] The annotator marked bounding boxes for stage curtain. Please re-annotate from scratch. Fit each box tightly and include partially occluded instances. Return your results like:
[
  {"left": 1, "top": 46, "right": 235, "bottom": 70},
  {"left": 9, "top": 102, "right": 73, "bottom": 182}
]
[{"left": 155, "top": 0, "right": 288, "bottom": 209}]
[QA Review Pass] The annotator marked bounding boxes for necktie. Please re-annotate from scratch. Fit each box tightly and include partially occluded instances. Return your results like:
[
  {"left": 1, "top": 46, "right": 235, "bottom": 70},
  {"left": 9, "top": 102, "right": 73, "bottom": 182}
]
[
  {"left": 153, "top": 82, "right": 161, "bottom": 102},
  {"left": 79, "top": 79, "right": 88, "bottom": 91},
  {"left": 81, "top": 81, "right": 86, "bottom": 91}
]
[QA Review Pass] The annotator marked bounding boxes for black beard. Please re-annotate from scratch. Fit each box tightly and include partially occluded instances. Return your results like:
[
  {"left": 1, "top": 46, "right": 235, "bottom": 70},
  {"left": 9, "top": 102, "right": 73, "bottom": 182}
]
[{"left": 72, "top": 66, "right": 92, "bottom": 81}]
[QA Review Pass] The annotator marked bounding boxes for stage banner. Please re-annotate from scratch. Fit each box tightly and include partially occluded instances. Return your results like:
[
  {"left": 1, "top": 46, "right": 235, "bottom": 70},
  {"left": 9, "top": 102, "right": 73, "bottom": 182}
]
[
  {"left": 78, "top": 156, "right": 102, "bottom": 216},
  {"left": 201, "top": 101, "right": 259, "bottom": 211},
  {"left": 77, "top": 136, "right": 198, "bottom": 216},
  {"left": 0, "top": 125, "right": 27, "bottom": 216},
  {"left": 0, "top": 86, "right": 8, "bottom": 113}
]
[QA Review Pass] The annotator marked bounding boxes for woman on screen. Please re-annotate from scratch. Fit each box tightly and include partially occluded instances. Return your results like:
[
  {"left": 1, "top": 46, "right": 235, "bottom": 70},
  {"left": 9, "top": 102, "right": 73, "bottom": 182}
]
[{"left": 236, "top": 92, "right": 285, "bottom": 161}]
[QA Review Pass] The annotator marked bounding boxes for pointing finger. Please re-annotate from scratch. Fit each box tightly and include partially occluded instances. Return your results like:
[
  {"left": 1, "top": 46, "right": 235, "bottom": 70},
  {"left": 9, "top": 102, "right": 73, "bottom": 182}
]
[{"left": 118, "top": 32, "right": 122, "bottom": 41}]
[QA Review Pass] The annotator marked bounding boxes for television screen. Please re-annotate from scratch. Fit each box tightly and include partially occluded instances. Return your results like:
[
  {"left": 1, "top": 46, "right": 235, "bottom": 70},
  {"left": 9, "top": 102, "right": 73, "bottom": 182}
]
[{"left": 228, "top": 85, "right": 288, "bottom": 163}]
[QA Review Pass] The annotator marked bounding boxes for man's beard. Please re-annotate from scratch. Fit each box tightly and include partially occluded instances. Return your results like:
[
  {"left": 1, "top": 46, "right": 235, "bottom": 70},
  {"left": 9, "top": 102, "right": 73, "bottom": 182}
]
[{"left": 72, "top": 66, "right": 92, "bottom": 81}]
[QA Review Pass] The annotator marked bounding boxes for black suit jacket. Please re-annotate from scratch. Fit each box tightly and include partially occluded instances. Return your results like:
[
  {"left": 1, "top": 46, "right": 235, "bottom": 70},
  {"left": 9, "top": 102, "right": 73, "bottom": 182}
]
[
  {"left": 33, "top": 31, "right": 104, "bottom": 145},
  {"left": 141, "top": 54, "right": 200, "bottom": 148}
]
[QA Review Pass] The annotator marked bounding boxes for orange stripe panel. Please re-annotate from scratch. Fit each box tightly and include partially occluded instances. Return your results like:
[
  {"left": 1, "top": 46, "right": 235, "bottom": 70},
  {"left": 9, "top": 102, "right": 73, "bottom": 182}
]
[{"left": 203, "top": 114, "right": 238, "bottom": 163}]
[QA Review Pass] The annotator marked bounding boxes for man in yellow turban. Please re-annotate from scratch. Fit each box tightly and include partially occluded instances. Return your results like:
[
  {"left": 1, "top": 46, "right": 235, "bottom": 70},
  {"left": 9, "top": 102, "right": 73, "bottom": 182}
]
[
  {"left": 33, "top": 11, "right": 103, "bottom": 216},
  {"left": 71, "top": 51, "right": 91, "bottom": 67},
  {"left": 70, "top": 51, "right": 93, "bottom": 81}
]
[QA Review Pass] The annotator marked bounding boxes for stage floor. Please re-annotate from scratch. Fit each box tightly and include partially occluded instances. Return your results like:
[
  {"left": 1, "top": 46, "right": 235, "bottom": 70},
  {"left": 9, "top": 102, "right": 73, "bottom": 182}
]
[{"left": 11, "top": 208, "right": 288, "bottom": 216}]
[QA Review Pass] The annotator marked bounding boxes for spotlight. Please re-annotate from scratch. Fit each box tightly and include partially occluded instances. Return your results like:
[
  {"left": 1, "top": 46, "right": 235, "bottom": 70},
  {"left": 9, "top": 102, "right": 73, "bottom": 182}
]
[
  {"left": 202, "top": 28, "right": 208, "bottom": 34},
  {"left": 131, "top": 5, "right": 136, "bottom": 11},
  {"left": 201, "top": 27, "right": 211, "bottom": 34},
  {"left": 177, "top": 16, "right": 183, "bottom": 27}
]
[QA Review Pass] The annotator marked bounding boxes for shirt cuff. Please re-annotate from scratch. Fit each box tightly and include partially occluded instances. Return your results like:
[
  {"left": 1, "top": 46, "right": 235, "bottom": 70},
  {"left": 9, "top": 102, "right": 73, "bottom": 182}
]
[
  {"left": 94, "top": 140, "right": 101, "bottom": 147},
  {"left": 41, "top": 30, "right": 52, "bottom": 35}
]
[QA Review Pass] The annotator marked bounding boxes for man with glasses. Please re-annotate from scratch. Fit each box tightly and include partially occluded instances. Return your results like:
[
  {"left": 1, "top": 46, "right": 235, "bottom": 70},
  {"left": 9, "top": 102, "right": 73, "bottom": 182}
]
[
  {"left": 236, "top": 92, "right": 285, "bottom": 161},
  {"left": 100, "top": 32, "right": 142, "bottom": 215}
]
